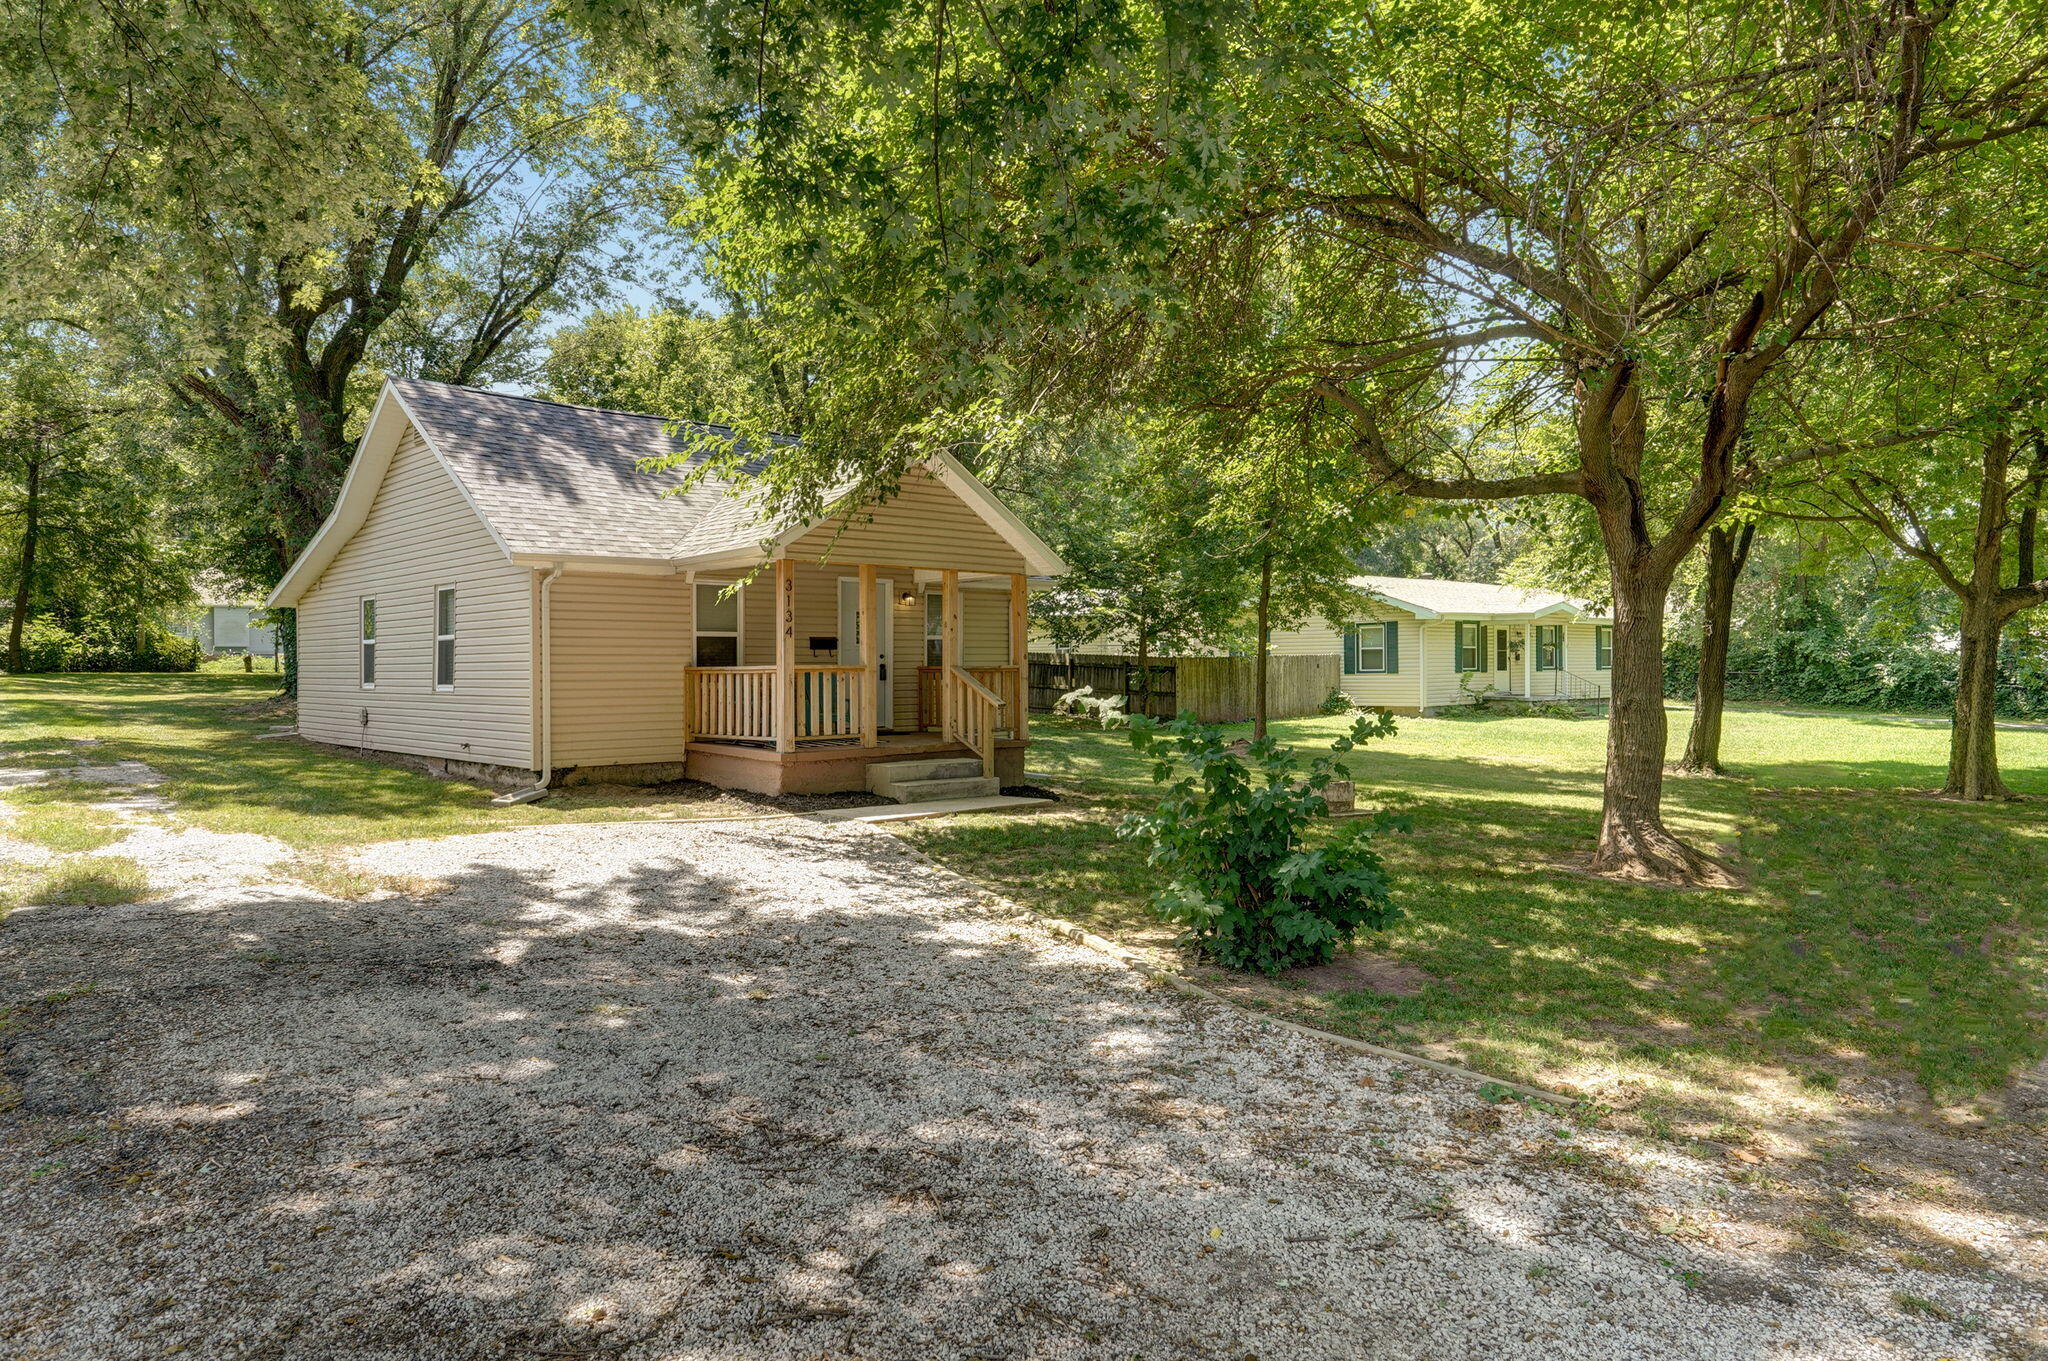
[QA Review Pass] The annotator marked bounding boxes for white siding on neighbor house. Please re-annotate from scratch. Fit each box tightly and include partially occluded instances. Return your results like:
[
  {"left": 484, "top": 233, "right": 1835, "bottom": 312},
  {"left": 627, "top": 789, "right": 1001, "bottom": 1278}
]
[
  {"left": 298, "top": 427, "right": 534, "bottom": 768},
  {"left": 548, "top": 573, "right": 693, "bottom": 767},
  {"left": 1271, "top": 613, "right": 1423, "bottom": 710}
]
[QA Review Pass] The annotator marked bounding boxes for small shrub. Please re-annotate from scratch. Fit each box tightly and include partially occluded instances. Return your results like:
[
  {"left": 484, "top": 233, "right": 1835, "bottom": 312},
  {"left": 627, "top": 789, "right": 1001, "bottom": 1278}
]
[
  {"left": 7, "top": 620, "right": 81, "bottom": 673},
  {"left": 1117, "top": 710, "right": 1406, "bottom": 974},
  {"left": 1317, "top": 687, "right": 1353, "bottom": 716}
]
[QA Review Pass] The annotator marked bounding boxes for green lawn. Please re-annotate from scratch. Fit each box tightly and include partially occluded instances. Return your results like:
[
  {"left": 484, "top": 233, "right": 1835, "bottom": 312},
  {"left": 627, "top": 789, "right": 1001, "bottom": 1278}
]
[
  {"left": 900, "top": 706, "right": 2048, "bottom": 1137},
  {"left": 6, "top": 672, "right": 2044, "bottom": 1142},
  {"left": 0, "top": 673, "right": 787, "bottom": 851}
]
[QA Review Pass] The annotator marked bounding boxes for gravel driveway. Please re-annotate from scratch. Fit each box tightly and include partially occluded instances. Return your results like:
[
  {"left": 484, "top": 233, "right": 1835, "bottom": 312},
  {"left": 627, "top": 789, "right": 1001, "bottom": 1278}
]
[{"left": 0, "top": 819, "right": 2028, "bottom": 1359}]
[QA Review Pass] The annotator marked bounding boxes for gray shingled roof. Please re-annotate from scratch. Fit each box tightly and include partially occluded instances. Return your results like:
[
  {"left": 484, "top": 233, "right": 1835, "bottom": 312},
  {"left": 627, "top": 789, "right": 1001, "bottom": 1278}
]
[
  {"left": 390, "top": 378, "right": 790, "bottom": 560},
  {"left": 1354, "top": 575, "right": 1608, "bottom": 620}
]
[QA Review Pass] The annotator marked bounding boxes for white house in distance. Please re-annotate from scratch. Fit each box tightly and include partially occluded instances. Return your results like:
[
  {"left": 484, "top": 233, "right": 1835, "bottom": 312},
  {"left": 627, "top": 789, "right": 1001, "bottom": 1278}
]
[
  {"left": 266, "top": 378, "right": 1067, "bottom": 798},
  {"left": 172, "top": 577, "right": 277, "bottom": 656},
  {"left": 1271, "top": 576, "right": 1615, "bottom": 714}
]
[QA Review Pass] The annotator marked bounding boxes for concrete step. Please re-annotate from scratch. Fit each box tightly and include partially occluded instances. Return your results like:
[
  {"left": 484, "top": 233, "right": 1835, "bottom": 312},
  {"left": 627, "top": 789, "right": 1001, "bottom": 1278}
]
[
  {"left": 865, "top": 757, "right": 986, "bottom": 795},
  {"left": 810, "top": 794, "right": 1053, "bottom": 824},
  {"left": 883, "top": 775, "right": 1001, "bottom": 803}
]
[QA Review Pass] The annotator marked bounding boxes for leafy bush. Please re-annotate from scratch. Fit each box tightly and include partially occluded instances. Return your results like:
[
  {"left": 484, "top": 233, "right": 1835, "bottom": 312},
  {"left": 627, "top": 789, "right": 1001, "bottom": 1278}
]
[
  {"left": 6, "top": 619, "right": 82, "bottom": 672},
  {"left": 1117, "top": 711, "right": 1406, "bottom": 974},
  {"left": 1665, "top": 632, "right": 2048, "bottom": 717},
  {"left": 68, "top": 624, "right": 201, "bottom": 673},
  {"left": 1317, "top": 686, "right": 1353, "bottom": 715}
]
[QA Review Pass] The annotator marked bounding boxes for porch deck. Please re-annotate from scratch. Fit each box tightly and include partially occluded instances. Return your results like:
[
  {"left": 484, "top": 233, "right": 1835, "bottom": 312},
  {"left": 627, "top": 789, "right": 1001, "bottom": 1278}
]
[{"left": 684, "top": 729, "right": 1029, "bottom": 795}]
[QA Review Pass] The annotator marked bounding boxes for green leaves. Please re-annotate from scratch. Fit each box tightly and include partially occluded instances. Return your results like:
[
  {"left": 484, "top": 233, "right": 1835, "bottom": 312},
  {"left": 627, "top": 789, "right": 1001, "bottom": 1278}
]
[{"left": 1118, "top": 711, "right": 1405, "bottom": 974}]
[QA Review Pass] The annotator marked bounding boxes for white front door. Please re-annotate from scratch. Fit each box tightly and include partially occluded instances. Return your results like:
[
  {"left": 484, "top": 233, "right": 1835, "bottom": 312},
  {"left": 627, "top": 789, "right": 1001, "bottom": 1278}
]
[{"left": 838, "top": 577, "right": 896, "bottom": 730}]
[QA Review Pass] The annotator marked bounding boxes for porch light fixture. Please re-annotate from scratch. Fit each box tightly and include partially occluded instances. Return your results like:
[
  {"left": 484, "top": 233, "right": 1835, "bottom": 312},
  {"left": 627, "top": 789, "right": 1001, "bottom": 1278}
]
[{"left": 898, "top": 590, "right": 917, "bottom": 607}]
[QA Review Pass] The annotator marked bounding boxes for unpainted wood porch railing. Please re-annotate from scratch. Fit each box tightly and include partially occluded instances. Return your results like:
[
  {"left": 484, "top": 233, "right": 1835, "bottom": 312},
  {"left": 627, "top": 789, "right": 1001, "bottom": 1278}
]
[
  {"left": 942, "top": 666, "right": 1006, "bottom": 778},
  {"left": 685, "top": 665, "right": 777, "bottom": 743},
  {"left": 916, "top": 665, "right": 1023, "bottom": 737},
  {"left": 685, "top": 664, "right": 870, "bottom": 745},
  {"left": 793, "top": 665, "right": 867, "bottom": 741}
]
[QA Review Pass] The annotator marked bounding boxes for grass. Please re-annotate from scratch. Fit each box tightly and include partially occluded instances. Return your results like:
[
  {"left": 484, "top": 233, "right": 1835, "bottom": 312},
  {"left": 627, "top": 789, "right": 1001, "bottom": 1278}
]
[
  {"left": 5, "top": 672, "right": 2045, "bottom": 1138},
  {"left": 0, "top": 672, "right": 786, "bottom": 850},
  {"left": 0, "top": 856, "right": 150, "bottom": 915},
  {"left": 2, "top": 797, "right": 124, "bottom": 852},
  {"left": 896, "top": 706, "right": 2048, "bottom": 1133}
]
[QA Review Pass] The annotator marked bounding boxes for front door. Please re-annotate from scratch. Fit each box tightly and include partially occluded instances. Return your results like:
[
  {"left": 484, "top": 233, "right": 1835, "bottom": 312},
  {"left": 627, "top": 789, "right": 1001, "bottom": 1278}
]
[{"left": 838, "top": 577, "right": 896, "bottom": 730}]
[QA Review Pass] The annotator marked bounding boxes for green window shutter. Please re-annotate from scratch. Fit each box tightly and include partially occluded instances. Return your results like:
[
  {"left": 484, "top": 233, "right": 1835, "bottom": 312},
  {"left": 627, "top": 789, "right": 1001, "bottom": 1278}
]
[
  {"left": 1383, "top": 621, "right": 1399, "bottom": 673},
  {"left": 1556, "top": 626, "right": 1567, "bottom": 671},
  {"left": 1343, "top": 626, "right": 1359, "bottom": 674},
  {"left": 1479, "top": 625, "right": 1490, "bottom": 672}
]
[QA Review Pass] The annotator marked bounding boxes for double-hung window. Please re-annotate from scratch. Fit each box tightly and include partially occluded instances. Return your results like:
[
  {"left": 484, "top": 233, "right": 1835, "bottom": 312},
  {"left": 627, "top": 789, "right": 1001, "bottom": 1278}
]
[
  {"left": 1535, "top": 624, "right": 1564, "bottom": 671},
  {"left": 1343, "top": 621, "right": 1399, "bottom": 674},
  {"left": 434, "top": 587, "right": 457, "bottom": 689},
  {"left": 1594, "top": 624, "right": 1614, "bottom": 671},
  {"left": 924, "top": 592, "right": 945, "bottom": 667},
  {"left": 1454, "top": 621, "right": 1488, "bottom": 673},
  {"left": 694, "top": 584, "right": 742, "bottom": 666},
  {"left": 359, "top": 599, "right": 378, "bottom": 687}
]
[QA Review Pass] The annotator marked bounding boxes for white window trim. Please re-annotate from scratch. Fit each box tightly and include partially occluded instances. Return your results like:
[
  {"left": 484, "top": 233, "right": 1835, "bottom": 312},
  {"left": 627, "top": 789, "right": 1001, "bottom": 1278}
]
[
  {"left": 1352, "top": 622, "right": 1389, "bottom": 674},
  {"left": 359, "top": 597, "right": 377, "bottom": 690},
  {"left": 924, "top": 590, "right": 945, "bottom": 668},
  {"left": 434, "top": 585, "right": 456, "bottom": 691},
  {"left": 694, "top": 581, "right": 746, "bottom": 666},
  {"left": 1455, "top": 620, "right": 1484, "bottom": 673}
]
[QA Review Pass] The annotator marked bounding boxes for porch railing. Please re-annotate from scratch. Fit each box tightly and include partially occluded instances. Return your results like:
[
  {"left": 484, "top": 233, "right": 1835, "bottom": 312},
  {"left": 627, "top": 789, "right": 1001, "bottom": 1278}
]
[
  {"left": 685, "top": 665, "right": 870, "bottom": 745},
  {"left": 917, "top": 665, "right": 1023, "bottom": 738},
  {"left": 685, "top": 665, "right": 776, "bottom": 742},
  {"left": 794, "top": 665, "right": 866, "bottom": 741},
  {"left": 944, "top": 666, "right": 1005, "bottom": 778}
]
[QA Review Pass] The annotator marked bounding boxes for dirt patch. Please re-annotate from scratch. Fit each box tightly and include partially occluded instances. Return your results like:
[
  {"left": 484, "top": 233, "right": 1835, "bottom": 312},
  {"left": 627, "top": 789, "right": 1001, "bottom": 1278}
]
[
  {"left": 1280, "top": 950, "right": 1437, "bottom": 997},
  {"left": 589, "top": 777, "right": 891, "bottom": 815}
]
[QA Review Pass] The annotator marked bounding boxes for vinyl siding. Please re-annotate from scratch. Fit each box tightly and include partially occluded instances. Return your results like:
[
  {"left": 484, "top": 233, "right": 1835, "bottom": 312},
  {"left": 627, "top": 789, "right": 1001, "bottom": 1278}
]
[
  {"left": 548, "top": 573, "right": 692, "bottom": 766},
  {"left": 1270, "top": 613, "right": 1423, "bottom": 709},
  {"left": 298, "top": 427, "right": 534, "bottom": 767},
  {"left": 787, "top": 469, "right": 1028, "bottom": 573}
]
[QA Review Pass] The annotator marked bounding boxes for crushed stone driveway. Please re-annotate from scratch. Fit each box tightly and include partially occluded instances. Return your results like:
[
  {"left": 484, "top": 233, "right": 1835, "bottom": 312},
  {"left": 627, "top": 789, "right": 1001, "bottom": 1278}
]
[{"left": 0, "top": 819, "right": 2026, "bottom": 1360}]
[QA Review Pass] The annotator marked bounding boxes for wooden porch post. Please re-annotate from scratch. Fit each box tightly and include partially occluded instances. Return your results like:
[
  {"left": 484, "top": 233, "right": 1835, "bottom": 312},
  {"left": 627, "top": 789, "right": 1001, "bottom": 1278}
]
[
  {"left": 941, "top": 569, "right": 960, "bottom": 736},
  {"left": 857, "top": 562, "right": 879, "bottom": 746},
  {"left": 774, "top": 557, "right": 796, "bottom": 753},
  {"left": 1010, "top": 572, "right": 1028, "bottom": 742}
]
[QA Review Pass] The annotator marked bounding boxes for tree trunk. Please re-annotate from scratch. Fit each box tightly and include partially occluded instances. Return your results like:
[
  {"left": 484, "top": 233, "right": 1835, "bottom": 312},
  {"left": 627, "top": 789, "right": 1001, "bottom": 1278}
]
[
  {"left": 1945, "top": 596, "right": 2011, "bottom": 799},
  {"left": 1591, "top": 568, "right": 1737, "bottom": 885},
  {"left": 6, "top": 454, "right": 41, "bottom": 673},
  {"left": 1677, "top": 522, "right": 1755, "bottom": 774},
  {"left": 1253, "top": 549, "right": 1273, "bottom": 740}
]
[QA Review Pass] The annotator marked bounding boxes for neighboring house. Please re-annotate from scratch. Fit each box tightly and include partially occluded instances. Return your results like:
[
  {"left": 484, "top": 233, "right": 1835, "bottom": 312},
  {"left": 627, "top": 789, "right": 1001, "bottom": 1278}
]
[
  {"left": 173, "top": 581, "right": 277, "bottom": 656},
  {"left": 266, "top": 378, "right": 1066, "bottom": 796},
  {"left": 1272, "top": 576, "right": 1614, "bottom": 714}
]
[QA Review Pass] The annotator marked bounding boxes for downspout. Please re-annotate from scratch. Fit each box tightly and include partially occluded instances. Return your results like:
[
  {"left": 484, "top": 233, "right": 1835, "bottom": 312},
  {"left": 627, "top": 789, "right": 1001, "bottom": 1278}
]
[{"left": 493, "top": 564, "right": 564, "bottom": 805}]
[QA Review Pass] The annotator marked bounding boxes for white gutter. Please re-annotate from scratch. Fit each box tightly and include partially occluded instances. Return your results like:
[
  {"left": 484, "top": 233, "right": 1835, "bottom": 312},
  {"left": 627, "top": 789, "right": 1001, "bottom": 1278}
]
[{"left": 493, "top": 563, "right": 565, "bottom": 805}]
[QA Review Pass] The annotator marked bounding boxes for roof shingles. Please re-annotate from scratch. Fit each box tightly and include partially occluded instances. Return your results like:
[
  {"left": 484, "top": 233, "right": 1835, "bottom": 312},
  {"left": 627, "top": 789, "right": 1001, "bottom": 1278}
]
[{"left": 390, "top": 378, "right": 786, "bottom": 561}]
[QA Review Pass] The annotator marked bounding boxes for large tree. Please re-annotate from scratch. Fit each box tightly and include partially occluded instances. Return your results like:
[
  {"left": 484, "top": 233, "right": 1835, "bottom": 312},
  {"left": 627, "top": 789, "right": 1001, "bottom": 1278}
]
[
  {"left": 6, "top": 0, "right": 665, "bottom": 622},
  {"left": 0, "top": 328, "right": 193, "bottom": 671},
  {"left": 583, "top": 0, "right": 2048, "bottom": 882}
]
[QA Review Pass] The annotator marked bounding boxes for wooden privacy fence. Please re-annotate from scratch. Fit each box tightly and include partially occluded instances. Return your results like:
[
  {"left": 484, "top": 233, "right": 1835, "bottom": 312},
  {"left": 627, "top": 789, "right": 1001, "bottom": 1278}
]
[{"left": 1029, "top": 652, "right": 1341, "bottom": 724}]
